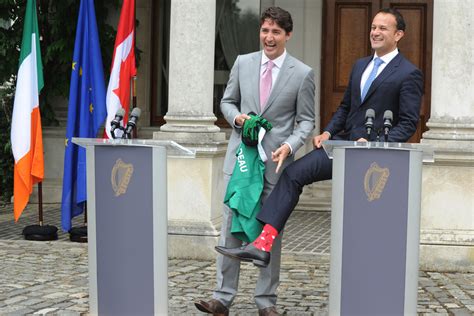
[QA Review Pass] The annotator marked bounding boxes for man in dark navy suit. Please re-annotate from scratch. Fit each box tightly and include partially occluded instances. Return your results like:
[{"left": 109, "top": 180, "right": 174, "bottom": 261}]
[{"left": 215, "top": 8, "right": 423, "bottom": 268}]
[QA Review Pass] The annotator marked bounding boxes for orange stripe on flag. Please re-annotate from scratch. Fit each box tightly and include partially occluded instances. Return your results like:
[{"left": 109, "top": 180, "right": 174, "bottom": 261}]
[{"left": 13, "top": 107, "right": 44, "bottom": 221}]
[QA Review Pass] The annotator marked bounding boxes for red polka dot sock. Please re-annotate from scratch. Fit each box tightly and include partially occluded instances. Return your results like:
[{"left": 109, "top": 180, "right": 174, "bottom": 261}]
[{"left": 252, "top": 224, "right": 279, "bottom": 252}]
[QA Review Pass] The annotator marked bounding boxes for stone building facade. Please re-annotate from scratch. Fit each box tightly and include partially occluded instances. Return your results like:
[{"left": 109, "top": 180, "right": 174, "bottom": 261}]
[{"left": 41, "top": 0, "right": 473, "bottom": 271}]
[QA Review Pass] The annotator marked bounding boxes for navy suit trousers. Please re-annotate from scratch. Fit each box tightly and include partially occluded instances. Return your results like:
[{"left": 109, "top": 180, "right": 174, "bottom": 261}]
[{"left": 257, "top": 147, "right": 333, "bottom": 231}]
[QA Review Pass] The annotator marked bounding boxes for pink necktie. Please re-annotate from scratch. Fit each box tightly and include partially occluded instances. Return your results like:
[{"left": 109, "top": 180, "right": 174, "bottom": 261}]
[{"left": 260, "top": 60, "right": 274, "bottom": 111}]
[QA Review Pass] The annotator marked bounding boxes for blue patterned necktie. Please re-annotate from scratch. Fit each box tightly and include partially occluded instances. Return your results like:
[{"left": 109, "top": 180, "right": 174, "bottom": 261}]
[{"left": 361, "top": 57, "right": 384, "bottom": 101}]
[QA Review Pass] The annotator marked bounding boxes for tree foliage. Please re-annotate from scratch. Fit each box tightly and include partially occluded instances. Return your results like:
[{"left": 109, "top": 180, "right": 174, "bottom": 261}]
[{"left": 0, "top": 0, "right": 119, "bottom": 203}]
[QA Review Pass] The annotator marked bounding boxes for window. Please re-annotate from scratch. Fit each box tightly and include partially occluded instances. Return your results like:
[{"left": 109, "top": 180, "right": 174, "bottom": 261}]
[
  {"left": 150, "top": 0, "right": 260, "bottom": 127},
  {"left": 214, "top": 0, "right": 260, "bottom": 127}
]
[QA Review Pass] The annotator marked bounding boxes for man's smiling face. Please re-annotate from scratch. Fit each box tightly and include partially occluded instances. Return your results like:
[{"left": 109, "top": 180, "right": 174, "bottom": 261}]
[
  {"left": 370, "top": 12, "right": 404, "bottom": 57},
  {"left": 260, "top": 18, "right": 291, "bottom": 60}
]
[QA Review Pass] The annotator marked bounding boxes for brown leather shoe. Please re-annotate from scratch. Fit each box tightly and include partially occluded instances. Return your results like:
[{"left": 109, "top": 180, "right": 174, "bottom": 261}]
[
  {"left": 258, "top": 306, "right": 280, "bottom": 316},
  {"left": 194, "top": 299, "right": 229, "bottom": 316}
]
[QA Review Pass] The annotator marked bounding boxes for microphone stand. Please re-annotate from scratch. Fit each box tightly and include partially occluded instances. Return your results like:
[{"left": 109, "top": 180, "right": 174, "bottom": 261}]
[
  {"left": 384, "top": 125, "right": 391, "bottom": 142},
  {"left": 366, "top": 127, "right": 372, "bottom": 141},
  {"left": 122, "top": 128, "right": 132, "bottom": 139},
  {"left": 383, "top": 123, "right": 392, "bottom": 142},
  {"left": 111, "top": 126, "right": 125, "bottom": 140},
  {"left": 383, "top": 111, "right": 393, "bottom": 142}
]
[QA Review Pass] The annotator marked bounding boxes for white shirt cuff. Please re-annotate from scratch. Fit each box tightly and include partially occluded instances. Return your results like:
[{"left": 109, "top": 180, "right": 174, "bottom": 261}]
[{"left": 233, "top": 115, "right": 242, "bottom": 128}]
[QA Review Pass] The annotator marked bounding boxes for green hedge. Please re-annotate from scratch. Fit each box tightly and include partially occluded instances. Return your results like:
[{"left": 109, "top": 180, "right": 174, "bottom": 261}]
[{"left": 0, "top": 85, "right": 14, "bottom": 204}]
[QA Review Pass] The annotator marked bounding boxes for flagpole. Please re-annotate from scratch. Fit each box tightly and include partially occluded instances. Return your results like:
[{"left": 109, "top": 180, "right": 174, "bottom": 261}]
[
  {"left": 36, "top": 1, "right": 43, "bottom": 229},
  {"left": 132, "top": 76, "right": 137, "bottom": 138},
  {"left": 132, "top": 77, "right": 137, "bottom": 109},
  {"left": 131, "top": 0, "right": 138, "bottom": 139},
  {"left": 38, "top": 182, "right": 43, "bottom": 225},
  {"left": 36, "top": 0, "right": 44, "bottom": 229}
]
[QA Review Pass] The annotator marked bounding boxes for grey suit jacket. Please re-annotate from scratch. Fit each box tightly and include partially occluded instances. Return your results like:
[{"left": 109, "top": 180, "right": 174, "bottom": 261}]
[{"left": 221, "top": 51, "right": 315, "bottom": 185}]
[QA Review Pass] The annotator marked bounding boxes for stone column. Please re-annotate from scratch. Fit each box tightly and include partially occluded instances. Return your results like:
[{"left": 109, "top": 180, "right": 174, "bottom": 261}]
[
  {"left": 160, "top": 0, "right": 219, "bottom": 135},
  {"left": 420, "top": 0, "right": 474, "bottom": 272},
  {"left": 154, "top": 0, "right": 227, "bottom": 260}
]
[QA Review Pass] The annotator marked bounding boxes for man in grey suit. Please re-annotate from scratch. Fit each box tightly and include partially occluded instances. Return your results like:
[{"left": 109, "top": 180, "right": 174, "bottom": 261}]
[{"left": 195, "top": 6, "right": 315, "bottom": 316}]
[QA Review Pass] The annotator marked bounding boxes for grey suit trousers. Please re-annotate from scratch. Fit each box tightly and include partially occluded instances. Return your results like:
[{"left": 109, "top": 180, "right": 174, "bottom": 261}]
[{"left": 213, "top": 173, "right": 282, "bottom": 309}]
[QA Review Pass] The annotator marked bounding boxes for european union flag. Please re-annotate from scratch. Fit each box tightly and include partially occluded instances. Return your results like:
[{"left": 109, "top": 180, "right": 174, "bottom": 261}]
[{"left": 61, "top": 0, "right": 106, "bottom": 231}]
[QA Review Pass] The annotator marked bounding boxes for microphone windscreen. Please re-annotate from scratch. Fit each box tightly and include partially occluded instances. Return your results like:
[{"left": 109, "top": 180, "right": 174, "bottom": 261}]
[
  {"left": 365, "top": 108, "right": 375, "bottom": 119},
  {"left": 116, "top": 107, "right": 125, "bottom": 117},
  {"left": 383, "top": 110, "right": 393, "bottom": 120},
  {"left": 131, "top": 107, "right": 141, "bottom": 118}
]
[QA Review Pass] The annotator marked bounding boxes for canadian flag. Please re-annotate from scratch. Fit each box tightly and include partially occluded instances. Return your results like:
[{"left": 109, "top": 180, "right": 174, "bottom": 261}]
[{"left": 105, "top": 0, "right": 136, "bottom": 138}]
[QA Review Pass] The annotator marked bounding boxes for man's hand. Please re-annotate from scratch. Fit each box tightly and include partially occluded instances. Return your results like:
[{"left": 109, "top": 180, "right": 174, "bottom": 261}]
[
  {"left": 234, "top": 113, "right": 251, "bottom": 127},
  {"left": 313, "top": 132, "right": 330, "bottom": 148},
  {"left": 357, "top": 138, "right": 368, "bottom": 142},
  {"left": 272, "top": 143, "right": 291, "bottom": 174}
]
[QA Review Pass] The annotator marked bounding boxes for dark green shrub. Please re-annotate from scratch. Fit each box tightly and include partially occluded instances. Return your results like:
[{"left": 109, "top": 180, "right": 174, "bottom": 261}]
[{"left": 0, "top": 0, "right": 119, "bottom": 203}]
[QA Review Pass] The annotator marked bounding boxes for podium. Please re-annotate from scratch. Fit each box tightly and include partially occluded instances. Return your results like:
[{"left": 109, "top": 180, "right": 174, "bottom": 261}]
[
  {"left": 323, "top": 141, "right": 433, "bottom": 316},
  {"left": 73, "top": 138, "right": 194, "bottom": 316}
]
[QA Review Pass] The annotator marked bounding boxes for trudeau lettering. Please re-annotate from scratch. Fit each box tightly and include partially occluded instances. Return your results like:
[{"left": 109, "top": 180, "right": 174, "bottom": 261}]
[{"left": 237, "top": 147, "right": 248, "bottom": 173}]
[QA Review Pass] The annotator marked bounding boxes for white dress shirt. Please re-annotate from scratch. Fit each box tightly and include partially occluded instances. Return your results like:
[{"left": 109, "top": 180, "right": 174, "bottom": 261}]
[{"left": 360, "top": 48, "right": 399, "bottom": 91}]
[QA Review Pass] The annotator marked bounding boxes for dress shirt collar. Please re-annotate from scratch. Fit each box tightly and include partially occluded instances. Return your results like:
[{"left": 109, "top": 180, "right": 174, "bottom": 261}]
[
  {"left": 261, "top": 49, "right": 287, "bottom": 69},
  {"left": 374, "top": 48, "right": 399, "bottom": 65}
]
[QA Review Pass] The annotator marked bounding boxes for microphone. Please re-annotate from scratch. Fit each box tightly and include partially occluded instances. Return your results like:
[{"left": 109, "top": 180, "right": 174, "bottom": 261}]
[
  {"left": 110, "top": 108, "right": 125, "bottom": 139},
  {"left": 123, "top": 107, "right": 141, "bottom": 139},
  {"left": 365, "top": 108, "right": 375, "bottom": 137},
  {"left": 383, "top": 110, "right": 393, "bottom": 141}
]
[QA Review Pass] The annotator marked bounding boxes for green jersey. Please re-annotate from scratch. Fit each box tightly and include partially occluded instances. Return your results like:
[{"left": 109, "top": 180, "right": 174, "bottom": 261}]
[{"left": 224, "top": 143, "right": 265, "bottom": 242}]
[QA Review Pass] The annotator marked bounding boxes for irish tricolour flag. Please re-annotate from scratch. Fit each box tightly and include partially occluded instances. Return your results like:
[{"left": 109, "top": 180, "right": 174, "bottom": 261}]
[{"left": 10, "top": 0, "right": 44, "bottom": 221}]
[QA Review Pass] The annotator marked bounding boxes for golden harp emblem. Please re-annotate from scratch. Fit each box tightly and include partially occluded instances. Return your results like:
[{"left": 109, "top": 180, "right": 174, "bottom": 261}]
[
  {"left": 364, "top": 162, "right": 390, "bottom": 202},
  {"left": 111, "top": 158, "right": 134, "bottom": 197}
]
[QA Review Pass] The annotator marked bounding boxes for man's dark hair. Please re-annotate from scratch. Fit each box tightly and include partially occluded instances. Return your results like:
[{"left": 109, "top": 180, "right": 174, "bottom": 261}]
[
  {"left": 260, "top": 7, "right": 293, "bottom": 34},
  {"left": 378, "top": 8, "right": 406, "bottom": 31}
]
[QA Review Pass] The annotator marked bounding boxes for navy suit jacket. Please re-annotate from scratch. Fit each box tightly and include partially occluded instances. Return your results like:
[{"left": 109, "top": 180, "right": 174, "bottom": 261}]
[{"left": 324, "top": 53, "right": 423, "bottom": 142}]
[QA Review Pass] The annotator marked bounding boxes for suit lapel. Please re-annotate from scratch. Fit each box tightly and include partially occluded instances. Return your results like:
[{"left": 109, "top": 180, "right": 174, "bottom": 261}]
[
  {"left": 362, "top": 53, "right": 403, "bottom": 104},
  {"left": 262, "top": 54, "right": 295, "bottom": 115},
  {"left": 252, "top": 52, "right": 262, "bottom": 112},
  {"left": 355, "top": 56, "right": 372, "bottom": 105}
]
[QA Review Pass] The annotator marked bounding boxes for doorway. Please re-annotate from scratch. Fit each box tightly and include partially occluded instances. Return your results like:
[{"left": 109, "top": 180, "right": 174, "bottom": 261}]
[{"left": 321, "top": 0, "right": 433, "bottom": 142}]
